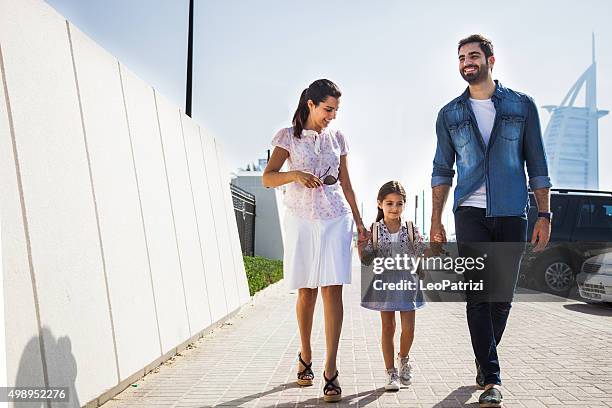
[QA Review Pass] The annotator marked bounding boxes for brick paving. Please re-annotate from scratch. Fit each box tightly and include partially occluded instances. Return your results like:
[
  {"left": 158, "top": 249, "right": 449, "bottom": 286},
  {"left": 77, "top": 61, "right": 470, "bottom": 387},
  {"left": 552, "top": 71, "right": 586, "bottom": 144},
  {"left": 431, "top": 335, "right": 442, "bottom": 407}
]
[{"left": 102, "top": 255, "right": 612, "bottom": 408}]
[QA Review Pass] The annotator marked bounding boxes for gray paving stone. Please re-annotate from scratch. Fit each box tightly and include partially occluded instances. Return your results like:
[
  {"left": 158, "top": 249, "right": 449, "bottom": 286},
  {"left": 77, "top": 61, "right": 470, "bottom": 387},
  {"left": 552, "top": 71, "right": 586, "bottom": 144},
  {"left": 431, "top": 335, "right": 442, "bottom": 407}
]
[{"left": 101, "top": 255, "right": 612, "bottom": 407}]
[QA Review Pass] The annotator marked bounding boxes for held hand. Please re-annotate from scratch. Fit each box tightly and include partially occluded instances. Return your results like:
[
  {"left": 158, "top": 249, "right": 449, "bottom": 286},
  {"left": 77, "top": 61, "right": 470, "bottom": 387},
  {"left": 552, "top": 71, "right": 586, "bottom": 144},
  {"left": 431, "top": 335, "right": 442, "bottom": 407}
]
[
  {"left": 432, "top": 233, "right": 445, "bottom": 242},
  {"left": 429, "top": 222, "right": 446, "bottom": 256},
  {"left": 430, "top": 222, "right": 447, "bottom": 243},
  {"left": 356, "top": 223, "right": 370, "bottom": 246},
  {"left": 531, "top": 218, "right": 551, "bottom": 252},
  {"left": 357, "top": 236, "right": 369, "bottom": 252},
  {"left": 356, "top": 224, "right": 370, "bottom": 253},
  {"left": 293, "top": 171, "right": 323, "bottom": 188}
]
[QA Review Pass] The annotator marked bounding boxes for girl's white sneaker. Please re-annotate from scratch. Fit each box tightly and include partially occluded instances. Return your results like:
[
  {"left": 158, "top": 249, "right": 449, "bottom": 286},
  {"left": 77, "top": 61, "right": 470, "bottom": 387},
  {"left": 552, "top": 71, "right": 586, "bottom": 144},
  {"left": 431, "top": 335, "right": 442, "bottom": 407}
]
[
  {"left": 397, "top": 354, "right": 413, "bottom": 385},
  {"left": 384, "top": 368, "right": 400, "bottom": 391}
]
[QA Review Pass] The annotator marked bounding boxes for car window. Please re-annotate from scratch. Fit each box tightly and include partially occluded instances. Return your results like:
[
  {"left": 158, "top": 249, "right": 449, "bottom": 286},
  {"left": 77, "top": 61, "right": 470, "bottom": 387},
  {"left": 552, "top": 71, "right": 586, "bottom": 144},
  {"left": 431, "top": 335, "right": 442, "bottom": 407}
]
[
  {"left": 550, "top": 196, "right": 566, "bottom": 227},
  {"left": 577, "top": 198, "right": 612, "bottom": 228},
  {"left": 529, "top": 194, "right": 567, "bottom": 228}
]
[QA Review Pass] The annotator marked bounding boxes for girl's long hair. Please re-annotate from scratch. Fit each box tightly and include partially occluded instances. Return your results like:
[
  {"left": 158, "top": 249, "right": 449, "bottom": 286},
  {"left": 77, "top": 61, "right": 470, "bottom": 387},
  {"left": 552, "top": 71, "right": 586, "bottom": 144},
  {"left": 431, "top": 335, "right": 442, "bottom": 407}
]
[
  {"left": 376, "top": 181, "right": 407, "bottom": 222},
  {"left": 292, "top": 79, "right": 341, "bottom": 138}
]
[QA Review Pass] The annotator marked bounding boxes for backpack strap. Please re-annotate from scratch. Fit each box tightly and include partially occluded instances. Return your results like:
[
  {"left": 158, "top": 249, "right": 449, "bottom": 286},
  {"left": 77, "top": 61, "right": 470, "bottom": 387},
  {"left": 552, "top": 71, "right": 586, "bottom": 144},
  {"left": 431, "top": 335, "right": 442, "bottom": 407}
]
[
  {"left": 406, "top": 221, "right": 415, "bottom": 243},
  {"left": 406, "top": 220, "right": 424, "bottom": 279},
  {"left": 372, "top": 222, "right": 379, "bottom": 250}
]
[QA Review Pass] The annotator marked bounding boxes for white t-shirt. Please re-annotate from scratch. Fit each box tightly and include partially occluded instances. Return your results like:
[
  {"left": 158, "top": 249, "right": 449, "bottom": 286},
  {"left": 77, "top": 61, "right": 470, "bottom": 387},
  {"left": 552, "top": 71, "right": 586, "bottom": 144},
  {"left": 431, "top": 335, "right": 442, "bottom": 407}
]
[
  {"left": 389, "top": 231, "right": 401, "bottom": 257},
  {"left": 460, "top": 98, "right": 496, "bottom": 209}
]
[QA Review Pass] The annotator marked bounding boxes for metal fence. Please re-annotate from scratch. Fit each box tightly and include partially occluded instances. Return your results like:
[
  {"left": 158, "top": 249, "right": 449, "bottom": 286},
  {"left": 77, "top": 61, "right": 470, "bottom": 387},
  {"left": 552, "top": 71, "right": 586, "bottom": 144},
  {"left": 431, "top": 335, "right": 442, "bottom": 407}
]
[{"left": 230, "top": 183, "right": 256, "bottom": 256}]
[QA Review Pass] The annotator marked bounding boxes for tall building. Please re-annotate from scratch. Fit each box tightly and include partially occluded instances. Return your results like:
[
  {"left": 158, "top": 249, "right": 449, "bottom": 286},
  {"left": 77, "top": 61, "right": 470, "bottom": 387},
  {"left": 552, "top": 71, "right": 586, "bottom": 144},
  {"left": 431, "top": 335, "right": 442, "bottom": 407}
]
[{"left": 542, "top": 34, "right": 609, "bottom": 190}]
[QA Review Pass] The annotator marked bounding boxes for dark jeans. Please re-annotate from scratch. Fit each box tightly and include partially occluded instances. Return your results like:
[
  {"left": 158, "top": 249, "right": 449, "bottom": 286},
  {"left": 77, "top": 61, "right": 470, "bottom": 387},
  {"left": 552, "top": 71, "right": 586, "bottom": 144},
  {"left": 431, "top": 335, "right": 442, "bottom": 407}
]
[{"left": 454, "top": 206, "right": 527, "bottom": 385}]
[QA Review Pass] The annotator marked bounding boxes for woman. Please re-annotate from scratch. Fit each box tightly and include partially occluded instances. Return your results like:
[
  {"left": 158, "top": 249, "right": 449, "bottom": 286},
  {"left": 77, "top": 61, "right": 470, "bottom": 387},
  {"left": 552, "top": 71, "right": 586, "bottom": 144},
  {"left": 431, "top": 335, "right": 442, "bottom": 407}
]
[{"left": 263, "top": 79, "right": 367, "bottom": 403}]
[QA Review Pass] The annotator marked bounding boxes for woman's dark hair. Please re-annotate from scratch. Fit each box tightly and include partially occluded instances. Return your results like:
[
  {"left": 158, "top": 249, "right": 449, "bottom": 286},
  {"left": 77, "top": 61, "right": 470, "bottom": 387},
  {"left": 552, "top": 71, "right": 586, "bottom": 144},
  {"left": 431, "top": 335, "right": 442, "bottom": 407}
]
[
  {"left": 376, "top": 181, "right": 407, "bottom": 222},
  {"left": 292, "top": 79, "right": 341, "bottom": 138}
]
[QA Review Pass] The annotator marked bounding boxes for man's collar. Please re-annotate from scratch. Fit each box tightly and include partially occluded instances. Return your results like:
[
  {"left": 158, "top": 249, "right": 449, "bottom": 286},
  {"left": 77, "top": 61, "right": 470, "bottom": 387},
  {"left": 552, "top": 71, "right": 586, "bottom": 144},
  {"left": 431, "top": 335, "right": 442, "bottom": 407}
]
[{"left": 460, "top": 80, "right": 502, "bottom": 102}]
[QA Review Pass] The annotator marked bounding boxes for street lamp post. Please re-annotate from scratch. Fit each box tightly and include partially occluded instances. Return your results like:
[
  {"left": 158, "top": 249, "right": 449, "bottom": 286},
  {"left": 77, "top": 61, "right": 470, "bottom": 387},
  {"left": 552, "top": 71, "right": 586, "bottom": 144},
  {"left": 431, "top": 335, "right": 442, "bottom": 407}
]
[
  {"left": 414, "top": 194, "right": 418, "bottom": 228},
  {"left": 185, "top": 0, "right": 194, "bottom": 117}
]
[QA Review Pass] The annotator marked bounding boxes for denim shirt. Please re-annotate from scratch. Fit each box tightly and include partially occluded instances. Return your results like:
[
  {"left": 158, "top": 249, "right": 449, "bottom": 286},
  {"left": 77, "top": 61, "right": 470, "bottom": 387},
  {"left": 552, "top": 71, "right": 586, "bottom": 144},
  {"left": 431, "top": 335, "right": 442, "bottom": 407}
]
[{"left": 431, "top": 81, "right": 552, "bottom": 217}]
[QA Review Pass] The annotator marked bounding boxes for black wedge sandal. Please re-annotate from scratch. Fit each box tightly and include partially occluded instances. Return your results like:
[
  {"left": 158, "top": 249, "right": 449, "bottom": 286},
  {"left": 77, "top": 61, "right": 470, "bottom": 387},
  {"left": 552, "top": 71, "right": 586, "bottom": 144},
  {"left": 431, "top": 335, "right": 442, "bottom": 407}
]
[
  {"left": 323, "top": 370, "right": 342, "bottom": 403},
  {"left": 296, "top": 352, "right": 314, "bottom": 386}
]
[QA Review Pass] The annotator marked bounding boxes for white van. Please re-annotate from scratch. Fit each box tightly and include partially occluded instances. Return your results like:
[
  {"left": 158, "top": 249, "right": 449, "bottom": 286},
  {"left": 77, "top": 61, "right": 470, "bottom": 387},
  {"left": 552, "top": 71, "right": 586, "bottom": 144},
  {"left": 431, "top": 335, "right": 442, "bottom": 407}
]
[{"left": 577, "top": 252, "right": 612, "bottom": 302}]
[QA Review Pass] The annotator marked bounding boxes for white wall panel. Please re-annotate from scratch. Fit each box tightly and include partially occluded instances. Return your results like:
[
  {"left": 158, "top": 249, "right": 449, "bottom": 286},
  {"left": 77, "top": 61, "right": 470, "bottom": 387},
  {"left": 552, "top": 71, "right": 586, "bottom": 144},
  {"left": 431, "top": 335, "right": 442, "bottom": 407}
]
[
  {"left": 155, "top": 92, "right": 212, "bottom": 333},
  {"left": 68, "top": 23, "right": 161, "bottom": 379},
  {"left": 119, "top": 65, "right": 189, "bottom": 354},
  {"left": 0, "top": 0, "right": 250, "bottom": 403},
  {"left": 0, "top": 0, "right": 117, "bottom": 403},
  {"left": 215, "top": 141, "right": 251, "bottom": 303},
  {"left": 0, "top": 37, "right": 46, "bottom": 390},
  {"left": 181, "top": 119, "right": 228, "bottom": 322},
  {"left": 200, "top": 130, "right": 240, "bottom": 311}
]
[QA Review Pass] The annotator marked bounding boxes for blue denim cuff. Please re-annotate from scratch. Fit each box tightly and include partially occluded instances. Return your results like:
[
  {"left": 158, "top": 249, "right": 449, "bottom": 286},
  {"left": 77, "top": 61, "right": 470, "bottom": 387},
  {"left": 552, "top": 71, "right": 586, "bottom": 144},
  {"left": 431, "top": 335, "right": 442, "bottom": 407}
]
[
  {"left": 529, "top": 176, "right": 552, "bottom": 190},
  {"left": 431, "top": 176, "right": 453, "bottom": 187}
]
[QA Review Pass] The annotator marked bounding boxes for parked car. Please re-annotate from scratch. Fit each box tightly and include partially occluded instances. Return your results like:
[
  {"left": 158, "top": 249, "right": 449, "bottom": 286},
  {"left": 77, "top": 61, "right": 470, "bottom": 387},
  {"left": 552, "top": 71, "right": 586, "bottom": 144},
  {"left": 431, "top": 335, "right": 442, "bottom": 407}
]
[
  {"left": 576, "top": 252, "right": 612, "bottom": 303},
  {"left": 519, "top": 189, "right": 612, "bottom": 296}
]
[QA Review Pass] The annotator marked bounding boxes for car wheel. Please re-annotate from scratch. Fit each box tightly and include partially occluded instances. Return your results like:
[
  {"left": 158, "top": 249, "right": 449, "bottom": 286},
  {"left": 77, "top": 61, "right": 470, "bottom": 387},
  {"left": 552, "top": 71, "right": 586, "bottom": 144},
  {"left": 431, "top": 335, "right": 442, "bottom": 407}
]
[{"left": 538, "top": 258, "right": 573, "bottom": 296}]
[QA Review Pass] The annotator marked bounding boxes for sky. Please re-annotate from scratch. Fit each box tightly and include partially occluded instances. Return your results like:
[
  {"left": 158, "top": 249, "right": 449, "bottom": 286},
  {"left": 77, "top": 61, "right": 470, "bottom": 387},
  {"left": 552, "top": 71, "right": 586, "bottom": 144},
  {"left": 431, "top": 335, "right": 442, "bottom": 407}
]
[{"left": 45, "top": 0, "right": 612, "bottom": 233}]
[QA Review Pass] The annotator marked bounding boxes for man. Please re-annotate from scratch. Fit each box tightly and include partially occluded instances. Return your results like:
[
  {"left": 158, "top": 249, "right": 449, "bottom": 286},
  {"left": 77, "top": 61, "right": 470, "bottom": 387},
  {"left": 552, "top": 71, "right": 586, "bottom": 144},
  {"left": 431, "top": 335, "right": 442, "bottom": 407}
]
[{"left": 430, "top": 34, "right": 552, "bottom": 407}]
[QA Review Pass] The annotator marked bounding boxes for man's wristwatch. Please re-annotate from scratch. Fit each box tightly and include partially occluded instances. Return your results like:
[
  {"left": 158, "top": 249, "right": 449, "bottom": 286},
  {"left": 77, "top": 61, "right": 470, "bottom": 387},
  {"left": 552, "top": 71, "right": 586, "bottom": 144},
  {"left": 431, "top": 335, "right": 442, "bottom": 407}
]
[{"left": 538, "top": 211, "right": 553, "bottom": 222}]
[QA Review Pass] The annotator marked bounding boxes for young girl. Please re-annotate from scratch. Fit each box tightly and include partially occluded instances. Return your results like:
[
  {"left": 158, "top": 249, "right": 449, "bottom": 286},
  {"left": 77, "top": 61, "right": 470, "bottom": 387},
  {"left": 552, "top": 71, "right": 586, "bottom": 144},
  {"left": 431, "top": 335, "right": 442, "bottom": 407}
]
[{"left": 358, "top": 181, "right": 426, "bottom": 391}]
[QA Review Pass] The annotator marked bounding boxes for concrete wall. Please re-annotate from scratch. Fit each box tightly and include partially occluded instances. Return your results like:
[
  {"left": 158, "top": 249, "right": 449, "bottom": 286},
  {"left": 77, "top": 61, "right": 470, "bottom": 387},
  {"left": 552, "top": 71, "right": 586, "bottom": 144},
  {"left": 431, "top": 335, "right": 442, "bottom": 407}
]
[
  {"left": 0, "top": 0, "right": 249, "bottom": 406},
  {"left": 232, "top": 173, "right": 285, "bottom": 261}
]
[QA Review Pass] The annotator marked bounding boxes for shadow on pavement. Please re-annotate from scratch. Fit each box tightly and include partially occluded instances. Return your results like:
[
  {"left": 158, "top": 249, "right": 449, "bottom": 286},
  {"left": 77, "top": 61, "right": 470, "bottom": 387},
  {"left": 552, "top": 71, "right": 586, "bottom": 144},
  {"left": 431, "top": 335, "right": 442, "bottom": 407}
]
[
  {"left": 563, "top": 302, "right": 612, "bottom": 316},
  {"left": 212, "top": 382, "right": 299, "bottom": 407},
  {"left": 214, "top": 383, "right": 385, "bottom": 407},
  {"left": 297, "top": 386, "right": 386, "bottom": 407},
  {"left": 432, "top": 385, "right": 480, "bottom": 407}
]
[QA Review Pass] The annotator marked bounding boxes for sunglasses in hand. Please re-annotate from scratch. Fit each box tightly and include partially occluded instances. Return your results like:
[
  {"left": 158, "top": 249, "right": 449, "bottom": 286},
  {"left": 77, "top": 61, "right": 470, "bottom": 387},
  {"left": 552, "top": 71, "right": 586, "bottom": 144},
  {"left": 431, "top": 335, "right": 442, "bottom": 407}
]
[{"left": 315, "top": 166, "right": 338, "bottom": 185}]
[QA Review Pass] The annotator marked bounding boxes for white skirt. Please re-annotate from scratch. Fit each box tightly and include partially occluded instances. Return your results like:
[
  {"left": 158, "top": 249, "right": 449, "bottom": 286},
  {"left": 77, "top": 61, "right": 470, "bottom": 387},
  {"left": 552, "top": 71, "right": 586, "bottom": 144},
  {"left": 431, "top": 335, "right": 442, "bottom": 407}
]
[{"left": 283, "top": 212, "right": 353, "bottom": 290}]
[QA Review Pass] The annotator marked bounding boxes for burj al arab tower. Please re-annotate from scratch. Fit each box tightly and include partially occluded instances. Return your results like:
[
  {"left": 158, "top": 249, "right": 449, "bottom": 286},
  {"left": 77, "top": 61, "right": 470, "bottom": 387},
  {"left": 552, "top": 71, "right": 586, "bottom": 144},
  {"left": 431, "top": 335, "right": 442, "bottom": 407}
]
[{"left": 542, "top": 34, "right": 609, "bottom": 190}]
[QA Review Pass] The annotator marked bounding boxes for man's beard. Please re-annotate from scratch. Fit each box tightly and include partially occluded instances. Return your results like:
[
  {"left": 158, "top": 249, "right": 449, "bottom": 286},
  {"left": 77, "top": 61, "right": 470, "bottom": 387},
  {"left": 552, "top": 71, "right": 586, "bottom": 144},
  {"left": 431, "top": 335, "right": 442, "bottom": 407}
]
[{"left": 460, "top": 62, "right": 489, "bottom": 84}]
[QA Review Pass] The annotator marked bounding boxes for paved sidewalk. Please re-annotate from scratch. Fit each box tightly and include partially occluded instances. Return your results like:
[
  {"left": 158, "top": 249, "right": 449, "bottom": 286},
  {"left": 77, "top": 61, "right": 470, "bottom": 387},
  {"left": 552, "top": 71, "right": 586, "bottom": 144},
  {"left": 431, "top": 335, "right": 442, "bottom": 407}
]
[{"left": 103, "top": 255, "right": 612, "bottom": 408}]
